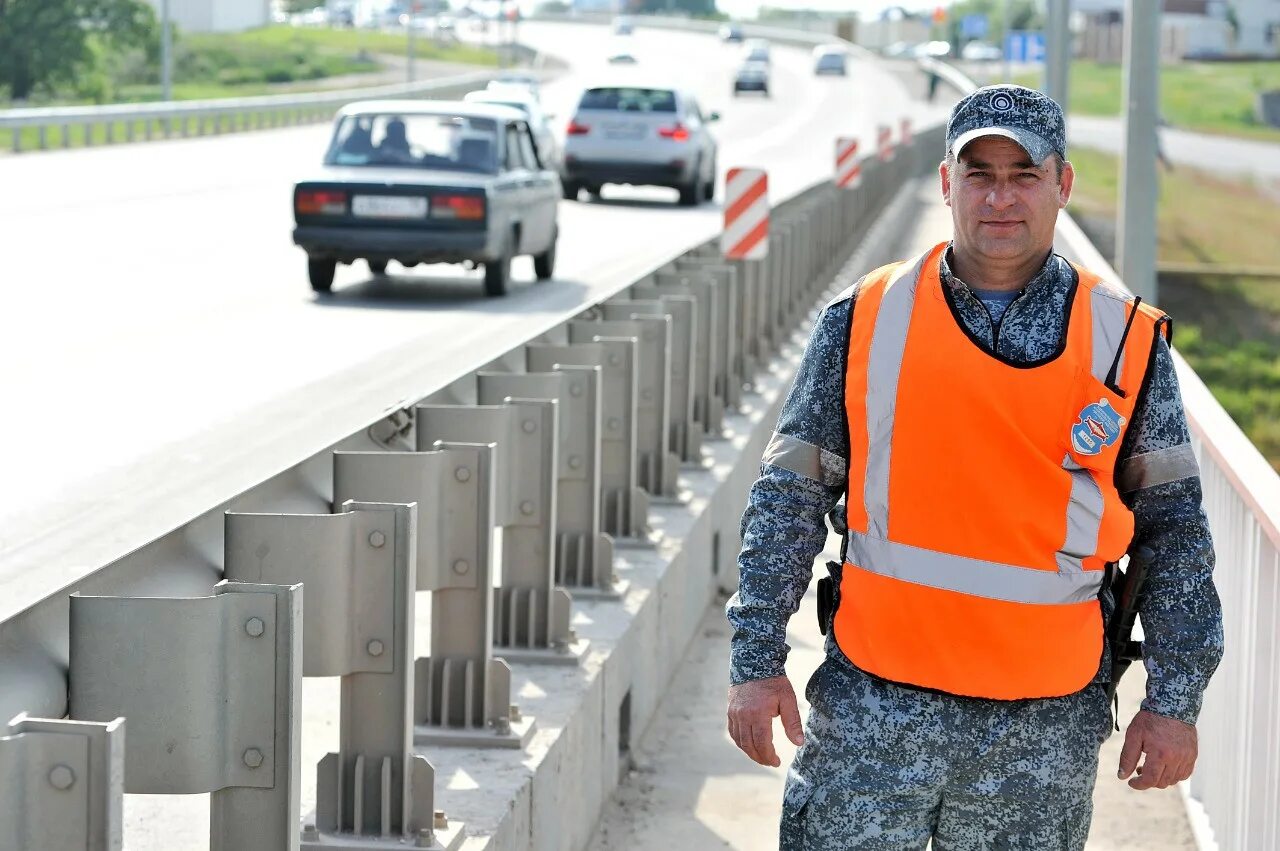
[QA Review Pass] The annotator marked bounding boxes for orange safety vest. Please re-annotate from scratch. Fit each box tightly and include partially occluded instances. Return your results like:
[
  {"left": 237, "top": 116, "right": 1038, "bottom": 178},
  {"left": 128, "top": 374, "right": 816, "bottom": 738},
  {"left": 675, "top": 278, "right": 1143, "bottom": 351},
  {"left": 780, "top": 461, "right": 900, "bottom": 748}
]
[{"left": 836, "top": 241, "right": 1169, "bottom": 700}]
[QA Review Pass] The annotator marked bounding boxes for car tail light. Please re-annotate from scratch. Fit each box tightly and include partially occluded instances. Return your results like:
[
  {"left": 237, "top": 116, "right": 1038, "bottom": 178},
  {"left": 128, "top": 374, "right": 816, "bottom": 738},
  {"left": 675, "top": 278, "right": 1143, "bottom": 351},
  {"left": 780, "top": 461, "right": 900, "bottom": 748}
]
[
  {"left": 296, "top": 189, "right": 346, "bottom": 215},
  {"left": 658, "top": 124, "right": 690, "bottom": 142},
  {"left": 431, "top": 194, "right": 485, "bottom": 220},
  {"left": 566, "top": 120, "right": 591, "bottom": 136}
]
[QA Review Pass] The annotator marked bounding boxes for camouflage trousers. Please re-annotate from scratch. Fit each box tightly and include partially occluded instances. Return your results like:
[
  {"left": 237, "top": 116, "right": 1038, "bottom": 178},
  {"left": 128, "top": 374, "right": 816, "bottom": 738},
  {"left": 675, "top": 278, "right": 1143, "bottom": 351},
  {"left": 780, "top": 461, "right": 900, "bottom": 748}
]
[{"left": 780, "top": 650, "right": 1113, "bottom": 850}]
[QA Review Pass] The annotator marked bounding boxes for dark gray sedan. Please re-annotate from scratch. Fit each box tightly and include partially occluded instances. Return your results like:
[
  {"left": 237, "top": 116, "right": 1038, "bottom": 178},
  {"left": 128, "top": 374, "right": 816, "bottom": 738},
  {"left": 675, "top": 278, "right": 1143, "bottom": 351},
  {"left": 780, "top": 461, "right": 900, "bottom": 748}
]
[{"left": 293, "top": 100, "right": 561, "bottom": 297}]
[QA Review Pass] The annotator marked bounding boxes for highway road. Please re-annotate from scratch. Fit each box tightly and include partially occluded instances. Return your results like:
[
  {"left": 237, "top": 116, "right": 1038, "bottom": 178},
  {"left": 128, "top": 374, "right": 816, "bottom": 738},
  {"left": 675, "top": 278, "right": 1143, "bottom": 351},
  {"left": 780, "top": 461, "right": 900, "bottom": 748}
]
[{"left": 0, "top": 22, "right": 945, "bottom": 607}]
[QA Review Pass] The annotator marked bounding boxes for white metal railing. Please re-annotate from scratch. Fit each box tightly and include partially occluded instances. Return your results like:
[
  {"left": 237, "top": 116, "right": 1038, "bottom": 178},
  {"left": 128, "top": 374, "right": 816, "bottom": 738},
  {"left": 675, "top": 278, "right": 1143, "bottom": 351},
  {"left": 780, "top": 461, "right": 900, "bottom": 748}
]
[{"left": 1054, "top": 148, "right": 1279, "bottom": 851}]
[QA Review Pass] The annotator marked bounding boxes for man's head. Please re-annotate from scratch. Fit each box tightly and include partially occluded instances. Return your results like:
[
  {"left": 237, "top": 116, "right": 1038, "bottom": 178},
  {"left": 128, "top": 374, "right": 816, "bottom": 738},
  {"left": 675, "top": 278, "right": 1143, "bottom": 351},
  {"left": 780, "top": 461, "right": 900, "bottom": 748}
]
[{"left": 941, "top": 85, "right": 1074, "bottom": 272}]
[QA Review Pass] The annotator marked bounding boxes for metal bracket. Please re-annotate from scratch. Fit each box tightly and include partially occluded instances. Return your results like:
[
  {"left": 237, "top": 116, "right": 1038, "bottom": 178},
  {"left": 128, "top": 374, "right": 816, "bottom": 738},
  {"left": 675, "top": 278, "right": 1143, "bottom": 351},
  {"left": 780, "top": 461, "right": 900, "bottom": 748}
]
[
  {"left": 651, "top": 270, "right": 725, "bottom": 441},
  {"left": 331, "top": 448, "right": 532, "bottom": 750},
  {"left": 222, "top": 503, "right": 463, "bottom": 850},
  {"left": 526, "top": 340, "right": 655, "bottom": 548},
  {"left": 630, "top": 289, "right": 703, "bottom": 465},
  {"left": 0, "top": 713, "right": 125, "bottom": 851},
  {"left": 521, "top": 354, "right": 624, "bottom": 598},
  {"left": 419, "top": 397, "right": 583, "bottom": 667},
  {"left": 674, "top": 260, "right": 744, "bottom": 412},
  {"left": 69, "top": 581, "right": 302, "bottom": 851},
  {"left": 570, "top": 316, "right": 679, "bottom": 501}
]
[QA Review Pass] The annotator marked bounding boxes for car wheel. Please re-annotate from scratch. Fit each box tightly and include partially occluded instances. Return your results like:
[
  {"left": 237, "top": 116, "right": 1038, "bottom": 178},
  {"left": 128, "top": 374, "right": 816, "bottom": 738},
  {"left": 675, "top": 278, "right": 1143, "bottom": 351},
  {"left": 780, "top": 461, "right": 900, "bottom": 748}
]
[
  {"left": 561, "top": 181, "right": 580, "bottom": 201},
  {"left": 702, "top": 174, "right": 715, "bottom": 203},
  {"left": 367, "top": 259, "right": 388, "bottom": 276},
  {"left": 483, "top": 233, "right": 513, "bottom": 297},
  {"left": 534, "top": 228, "right": 557, "bottom": 281},
  {"left": 309, "top": 257, "right": 336, "bottom": 294}
]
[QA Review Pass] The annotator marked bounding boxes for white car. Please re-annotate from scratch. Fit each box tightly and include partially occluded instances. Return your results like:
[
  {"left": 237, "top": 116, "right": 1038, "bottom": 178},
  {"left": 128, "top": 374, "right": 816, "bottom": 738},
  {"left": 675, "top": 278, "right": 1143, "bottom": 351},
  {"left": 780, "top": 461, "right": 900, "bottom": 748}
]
[
  {"left": 464, "top": 88, "right": 561, "bottom": 168},
  {"left": 742, "top": 38, "right": 771, "bottom": 65},
  {"left": 561, "top": 83, "right": 719, "bottom": 206},
  {"left": 961, "top": 41, "right": 1003, "bottom": 62}
]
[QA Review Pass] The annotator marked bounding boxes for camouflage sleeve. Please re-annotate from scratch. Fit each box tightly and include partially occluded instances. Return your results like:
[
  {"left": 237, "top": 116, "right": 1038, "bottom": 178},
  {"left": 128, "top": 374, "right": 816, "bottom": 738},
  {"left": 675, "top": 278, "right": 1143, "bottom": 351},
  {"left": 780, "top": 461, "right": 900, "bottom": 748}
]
[
  {"left": 727, "top": 297, "right": 853, "bottom": 685},
  {"left": 1121, "top": 336, "right": 1225, "bottom": 725}
]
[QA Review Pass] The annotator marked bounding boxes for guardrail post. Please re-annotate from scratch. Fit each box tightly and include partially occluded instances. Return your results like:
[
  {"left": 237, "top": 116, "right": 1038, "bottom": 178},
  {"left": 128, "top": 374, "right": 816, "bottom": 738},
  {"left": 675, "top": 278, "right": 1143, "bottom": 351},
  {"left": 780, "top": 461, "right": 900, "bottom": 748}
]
[
  {"left": 332, "top": 445, "right": 532, "bottom": 749},
  {"left": 675, "top": 259, "right": 743, "bottom": 411},
  {"left": 478, "top": 369, "right": 622, "bottom": 602},
  {"left": 519, "top": 354, "right": 625, "bottom": 597},
  {"left": 624, "top": 291, "right": 703, "bottom": 465},
  {"left": 1, "top": 714, "right": 125, "bottom": 850},
  {"left": 37, "top": 125, "right": 48, "bottom": 151},
  {"left": 417, "top": 401, "right": 583, "bottom": 665},
  {"left": 571, "top": 314, "right": 679, "bottom": 501},
  {"left": 651, "top": 270, "right": 724, "bottom": 438},
  {"left": 526, "top": 340, "right": 654, "bottom": 546},
  {"left": 68, "top": 581, "right": 303, "bottom": 851},
  {"left": 223, "top": 502, "right": 464, "bottom": 850}
]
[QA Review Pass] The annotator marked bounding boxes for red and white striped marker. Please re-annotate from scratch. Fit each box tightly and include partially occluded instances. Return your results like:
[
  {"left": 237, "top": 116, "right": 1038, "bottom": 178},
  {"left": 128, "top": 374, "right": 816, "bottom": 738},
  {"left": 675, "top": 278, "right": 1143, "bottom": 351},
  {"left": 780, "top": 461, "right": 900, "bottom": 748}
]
[
  {"left": 877, "top": 125, "right": 894, "bottom": 161},
  {"left": 722, "top": 167, "right": 769, "bottom": 260},
  {"left": 836, "top": 137, "right": 861, "bottom": 189},
  {"left": 901, "top": 118, "right": 913, "bottom": 147}
]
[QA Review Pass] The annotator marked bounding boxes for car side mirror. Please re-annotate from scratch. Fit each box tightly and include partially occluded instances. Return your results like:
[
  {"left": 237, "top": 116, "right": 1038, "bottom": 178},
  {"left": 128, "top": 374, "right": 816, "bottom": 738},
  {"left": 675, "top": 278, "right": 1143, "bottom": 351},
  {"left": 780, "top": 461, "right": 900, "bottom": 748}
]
[{"left": 708, "top": 111, "right": 721, "bottom": 122}]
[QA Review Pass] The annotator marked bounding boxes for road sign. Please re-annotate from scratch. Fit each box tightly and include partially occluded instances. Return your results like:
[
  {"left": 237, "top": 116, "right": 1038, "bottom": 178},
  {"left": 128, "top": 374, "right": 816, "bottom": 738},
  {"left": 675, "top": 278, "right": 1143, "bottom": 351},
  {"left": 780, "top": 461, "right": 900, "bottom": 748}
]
[
  {"left": 722, "top": 168, "right": 769, "bottom": 260},
  {"left": 1004, "top": 30, "right": 1046, "bottom": 63},
  {"left": 961, "top": 14, "right": 988, "bottom": 40},
  {"left": 836, "top": 138, "right": 861, "bottom": 189}
]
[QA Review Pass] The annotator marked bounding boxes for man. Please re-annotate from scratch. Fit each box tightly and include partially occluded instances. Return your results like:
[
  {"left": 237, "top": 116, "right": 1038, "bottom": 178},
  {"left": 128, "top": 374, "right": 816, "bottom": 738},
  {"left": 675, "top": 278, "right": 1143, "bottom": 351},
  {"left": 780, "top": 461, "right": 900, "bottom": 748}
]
[{"left": 726, "top": 85, "right": 1224, "bottom": 849}]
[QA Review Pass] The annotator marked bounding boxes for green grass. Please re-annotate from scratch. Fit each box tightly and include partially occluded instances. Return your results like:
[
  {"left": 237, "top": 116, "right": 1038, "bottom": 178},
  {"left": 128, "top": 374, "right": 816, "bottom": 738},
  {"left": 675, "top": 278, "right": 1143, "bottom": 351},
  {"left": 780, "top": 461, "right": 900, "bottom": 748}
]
[
  {"left": 1015, "top": 61, "right": 1280, "bottom": 142},
  {"left": 1064, "top": 144, "right": 1280, "bottom": 468},
  {"left": 215, "top": 25, "right": 500, "bottom": 68}
]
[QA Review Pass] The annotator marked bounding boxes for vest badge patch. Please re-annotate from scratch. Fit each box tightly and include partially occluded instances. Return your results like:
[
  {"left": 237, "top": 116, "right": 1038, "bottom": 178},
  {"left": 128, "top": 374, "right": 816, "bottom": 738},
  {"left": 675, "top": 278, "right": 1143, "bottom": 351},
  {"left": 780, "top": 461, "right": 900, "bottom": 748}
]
[{"left": 1071, "top": 399, "right": 1126, "bottom": 456}]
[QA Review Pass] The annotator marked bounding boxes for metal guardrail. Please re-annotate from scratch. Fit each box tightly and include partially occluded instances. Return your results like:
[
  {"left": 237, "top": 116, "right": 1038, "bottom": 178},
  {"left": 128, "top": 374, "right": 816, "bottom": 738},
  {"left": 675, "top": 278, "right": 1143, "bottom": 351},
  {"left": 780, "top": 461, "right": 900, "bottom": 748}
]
[
  {"left": 931, "top": 62, "right": 1276, "bottom": 851},
  {"left": 0, "top": 83, "right": 939, "bottom": 843},
  {"left": 0, "top": 52, "right": 551, "bottom": 154}
]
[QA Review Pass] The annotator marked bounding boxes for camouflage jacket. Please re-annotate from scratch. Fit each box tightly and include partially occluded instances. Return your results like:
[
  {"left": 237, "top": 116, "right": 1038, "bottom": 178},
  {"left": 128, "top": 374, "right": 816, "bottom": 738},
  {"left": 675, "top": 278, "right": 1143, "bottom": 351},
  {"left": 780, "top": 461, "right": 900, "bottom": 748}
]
[{"left": 727, "top": 246, "right": 1225, "bottom": 725}]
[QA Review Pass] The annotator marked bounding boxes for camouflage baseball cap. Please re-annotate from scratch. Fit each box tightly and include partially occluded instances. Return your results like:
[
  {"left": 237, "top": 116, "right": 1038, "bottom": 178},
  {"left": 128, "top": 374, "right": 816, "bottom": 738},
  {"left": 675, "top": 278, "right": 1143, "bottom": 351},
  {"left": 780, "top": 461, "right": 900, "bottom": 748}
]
[{"left": 946, "top": 84, "right": 1067, "bottom": 165}]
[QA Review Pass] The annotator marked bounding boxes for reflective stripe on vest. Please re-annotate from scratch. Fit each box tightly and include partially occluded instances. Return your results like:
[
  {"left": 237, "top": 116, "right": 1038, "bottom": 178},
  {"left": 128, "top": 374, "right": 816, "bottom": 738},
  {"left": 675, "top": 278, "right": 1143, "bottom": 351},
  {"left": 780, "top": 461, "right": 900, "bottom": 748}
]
[{"left": 836, "top": 241, "right": 1167, "bottom": 699}]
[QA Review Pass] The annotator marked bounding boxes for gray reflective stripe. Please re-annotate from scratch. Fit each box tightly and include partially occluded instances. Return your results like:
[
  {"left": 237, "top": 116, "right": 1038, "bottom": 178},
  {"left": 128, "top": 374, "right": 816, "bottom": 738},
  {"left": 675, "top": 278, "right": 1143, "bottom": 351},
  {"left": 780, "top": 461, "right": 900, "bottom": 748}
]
[
  {"left": 1090, "top": 286, "right": 1131, "bottom": 383},
  {"left": 848, "top": 532, "right": 1104, "bottom": 606},
  {"left": 761, "top": 431, "right": 847, "bottom": 487},
  {"left": 862, "top": 251, "right": 930, "bottom": 539},
  {"left": 1119, "top": 444, "right": 1200, "bottom": 492},
  {"left": 1059, "top": 455, "right": 1104, "bottom": 574}
]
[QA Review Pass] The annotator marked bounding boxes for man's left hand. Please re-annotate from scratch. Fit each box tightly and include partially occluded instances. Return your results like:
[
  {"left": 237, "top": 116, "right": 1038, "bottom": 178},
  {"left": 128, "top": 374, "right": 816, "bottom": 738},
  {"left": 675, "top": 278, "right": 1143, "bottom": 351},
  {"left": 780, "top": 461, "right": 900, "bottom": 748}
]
[{"left": 1118, "top": 709, "right": 1198, "bottom": 790}]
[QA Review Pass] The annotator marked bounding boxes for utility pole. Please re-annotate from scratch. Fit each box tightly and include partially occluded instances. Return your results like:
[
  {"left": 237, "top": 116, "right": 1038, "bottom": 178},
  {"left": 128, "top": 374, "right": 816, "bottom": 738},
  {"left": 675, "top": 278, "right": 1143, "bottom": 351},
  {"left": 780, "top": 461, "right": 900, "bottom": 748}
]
[
  {"left": 1117, "top": 0, "right": 1160, "bottom": 302},
  {"left": 161, "top": 0, "right": 172, "bottom": 101},
  {"left": 407, "top": 4, "right": 416, "bottom": 83},
  {"left": 1000, "top": 0, "right": 1011, "bottom": 82},
  {"left": 1045, "top": 0, "right": 1070, "bottom": 108}
]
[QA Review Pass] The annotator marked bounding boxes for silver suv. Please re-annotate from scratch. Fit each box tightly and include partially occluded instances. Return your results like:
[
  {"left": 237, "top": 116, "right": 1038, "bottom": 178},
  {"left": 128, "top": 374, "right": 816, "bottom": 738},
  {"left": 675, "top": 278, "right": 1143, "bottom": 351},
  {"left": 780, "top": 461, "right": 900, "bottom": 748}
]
[{"left": 561, "top": 84, "right": 719, "bottom": 206}]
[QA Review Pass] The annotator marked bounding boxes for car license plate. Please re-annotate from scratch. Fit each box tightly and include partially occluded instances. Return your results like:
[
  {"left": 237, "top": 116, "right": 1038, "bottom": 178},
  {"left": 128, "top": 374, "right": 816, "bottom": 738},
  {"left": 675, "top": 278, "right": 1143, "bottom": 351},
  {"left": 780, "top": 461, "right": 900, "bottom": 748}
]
[
  {"left": 351, "top": 195, "right": 428, "bottom": 218},
  {"left": 603, "top": 123, "right": 645, "bottom": 141}
]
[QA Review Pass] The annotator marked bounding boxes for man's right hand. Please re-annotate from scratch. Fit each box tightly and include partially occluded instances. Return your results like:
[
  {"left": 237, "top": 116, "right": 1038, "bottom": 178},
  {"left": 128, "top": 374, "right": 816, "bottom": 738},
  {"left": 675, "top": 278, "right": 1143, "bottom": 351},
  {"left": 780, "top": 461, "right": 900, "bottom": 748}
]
[{"left": 727, "top": 675, "right": 805, "bottom": 767}]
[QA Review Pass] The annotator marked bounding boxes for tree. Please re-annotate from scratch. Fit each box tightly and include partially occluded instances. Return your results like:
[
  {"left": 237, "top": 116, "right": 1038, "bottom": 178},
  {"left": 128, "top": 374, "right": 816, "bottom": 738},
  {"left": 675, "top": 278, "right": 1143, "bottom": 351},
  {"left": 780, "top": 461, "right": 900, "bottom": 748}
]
[
  {"left": 945, "top": 0, "right": 1043, "bottom": 47},
  {"left": 630, "top": 0, "right": 718, "bottom": 17},
  {"left": 0, "top": 0, "right": 157, "bottom": 101}
]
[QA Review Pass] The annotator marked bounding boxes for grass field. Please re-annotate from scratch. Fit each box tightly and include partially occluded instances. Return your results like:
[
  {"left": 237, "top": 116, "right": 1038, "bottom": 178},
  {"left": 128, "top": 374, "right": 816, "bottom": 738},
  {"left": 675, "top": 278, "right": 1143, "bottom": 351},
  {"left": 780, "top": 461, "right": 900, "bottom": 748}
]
[
  {"left": 1015, "top": 61, "right": 1280, "bottom": 142},
  {"left": 1066, "top": 145, "right": 1280, "bottom": 467}
]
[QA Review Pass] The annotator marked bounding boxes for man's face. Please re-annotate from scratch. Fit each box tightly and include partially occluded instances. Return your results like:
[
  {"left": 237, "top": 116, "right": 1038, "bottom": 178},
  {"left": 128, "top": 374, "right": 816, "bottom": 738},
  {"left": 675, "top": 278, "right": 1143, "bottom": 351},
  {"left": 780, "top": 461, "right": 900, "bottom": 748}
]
[{"left": 941, "top": 135, "right": 1074, "bottom": 266}]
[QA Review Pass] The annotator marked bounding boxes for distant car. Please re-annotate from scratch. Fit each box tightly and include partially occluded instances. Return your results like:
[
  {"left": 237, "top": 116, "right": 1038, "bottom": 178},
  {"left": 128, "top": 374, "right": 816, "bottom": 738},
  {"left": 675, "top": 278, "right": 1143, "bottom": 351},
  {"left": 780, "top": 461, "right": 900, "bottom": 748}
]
[
  {"left": 742, "top": 38, "right": 771, "bottom": 64},
  {"left": 292, "top": 101, "right": 561, "bottom": 297},
  {"left": 561, "top": 84, "right": 719, "bottom": 206},
  {"left": 607, "top": 48, "right": 638, "bottom": 64},
  {"left": 883, "top": 41, "right": 916, "bottom": 59},
  {"left": 812, "top": 45, "right": 848, "bottom": 76},
  {"left": 733, "top": 60, "right": 770, "bottom": 97},
  {"left": 464, "top": 87, "right": 561, "bottom": 168},
  {"left": 489, "top": 72, "right": 539, "bottom": 99},
  {"left": 913, "top": 40, "right": 952, "bottom": 58},
  {"left": 960, "top": 40, "right": 1002, "bottom": 61},
  {"left": 719, "top": 22, "right": 744, "bottom": 42},
  {"left": 612, "top": 16, "right": 633, "bottom": 35}
]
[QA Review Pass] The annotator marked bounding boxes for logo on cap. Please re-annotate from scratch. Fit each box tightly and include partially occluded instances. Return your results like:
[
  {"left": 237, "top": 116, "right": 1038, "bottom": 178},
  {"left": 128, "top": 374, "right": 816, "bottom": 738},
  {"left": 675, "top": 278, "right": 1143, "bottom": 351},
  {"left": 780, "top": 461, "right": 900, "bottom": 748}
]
[{"left": 990, "top": 92, "right": 1015, "bottom": 111}]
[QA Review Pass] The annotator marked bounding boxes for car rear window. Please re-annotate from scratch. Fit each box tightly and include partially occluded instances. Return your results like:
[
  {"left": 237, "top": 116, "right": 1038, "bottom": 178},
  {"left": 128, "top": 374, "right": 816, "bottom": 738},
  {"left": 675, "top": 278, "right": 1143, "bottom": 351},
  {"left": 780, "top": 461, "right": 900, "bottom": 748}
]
[
  {"left": 578, "top": 87, "right": 677, "bottom": 113},
  {"left": 325, "top": 113, "right": 500, "bottom": 174}
]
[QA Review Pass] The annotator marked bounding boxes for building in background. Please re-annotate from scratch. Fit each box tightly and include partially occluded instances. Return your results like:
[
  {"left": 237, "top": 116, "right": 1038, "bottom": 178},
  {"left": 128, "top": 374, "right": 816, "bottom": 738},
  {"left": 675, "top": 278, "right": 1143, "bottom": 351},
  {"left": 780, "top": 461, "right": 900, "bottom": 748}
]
[
  {"left": 144, "top": 0, "right": 270, "bottom": 32},
  {"left": 1232, "top": 0, "right": 1280, "bottom": 53},
  {"left": 1073, "top": 0, "right": 1238, "bottom": 59}
]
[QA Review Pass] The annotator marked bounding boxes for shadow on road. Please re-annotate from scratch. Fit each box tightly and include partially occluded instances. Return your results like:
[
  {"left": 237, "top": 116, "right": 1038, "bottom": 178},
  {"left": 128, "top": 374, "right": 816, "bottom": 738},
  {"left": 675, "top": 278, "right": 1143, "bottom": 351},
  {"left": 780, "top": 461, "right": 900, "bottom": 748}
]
[{"left": 309, "top": 271, "right": 591, "bottom": 312}]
